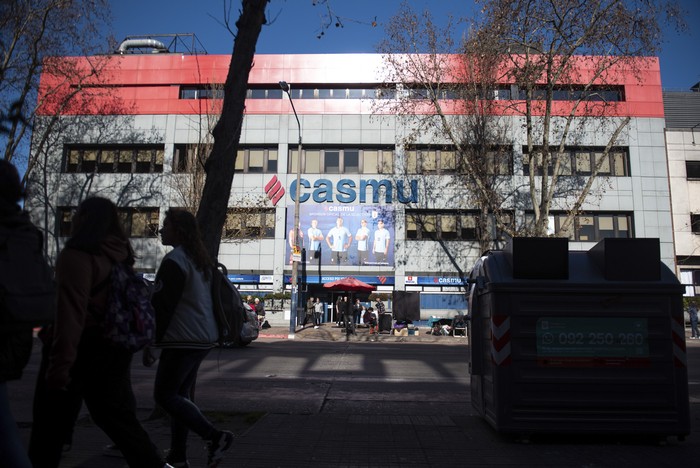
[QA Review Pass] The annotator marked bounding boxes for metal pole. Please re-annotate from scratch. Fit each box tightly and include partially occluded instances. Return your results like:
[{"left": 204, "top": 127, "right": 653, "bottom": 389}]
[{"left": 280, "top": 81, "right": 302, "bottom": 340}]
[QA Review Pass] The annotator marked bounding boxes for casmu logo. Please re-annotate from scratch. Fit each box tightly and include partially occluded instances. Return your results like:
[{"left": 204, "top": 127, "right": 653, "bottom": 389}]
[
  {"left": 264, "top": 176, "right": 285, "bottom": 206},
  {"left": 289, "top": 178, "right": 418, "bottom": 204}
]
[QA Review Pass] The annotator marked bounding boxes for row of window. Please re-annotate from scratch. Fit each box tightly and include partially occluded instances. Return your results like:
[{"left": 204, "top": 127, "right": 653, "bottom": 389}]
[
  {"left": 57, "top": 207, "right": 277, "bottom": 239},
  {"left": 64, "top": 145, "right": 164, "bottom": 174},
  {"left": 522, "top": 147, "right": 629, "bottom": 177},
  {"left": 56, "top": 205, "right": 633, "bottom": 244},
  {"left": 289, "top": 147, "right": 394, "bottom": 175},
  {"left": 405, "top": 211, "right": 632, "bottom": 242},
  {"left": 179, "top": 84, "right": 625, "bottom": 102},
  {"left": 406, "top": 211, "right": 510, "bottom": 241},
  {"left": 63, "top": 143, "right": 632, "bottom": 178},
  {"left": 58, "top": 207, "right": 161, "bottom": 238}
]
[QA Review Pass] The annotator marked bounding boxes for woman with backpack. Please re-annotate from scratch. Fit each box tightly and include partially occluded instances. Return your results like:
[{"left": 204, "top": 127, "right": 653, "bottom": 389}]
[
  {"left": 151, "top": 208, "right": 233, "bottom": 468},
  {"left": 28, "top": 197, "right": 165, "bottom": 468}
]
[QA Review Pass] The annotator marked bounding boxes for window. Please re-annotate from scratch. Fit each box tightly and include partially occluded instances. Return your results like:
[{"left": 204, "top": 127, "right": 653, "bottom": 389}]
[
  {"left": 406, "top": 147, "right": 456, "bottom": 174},
  {"left": 527, "top": 212, "right": 633, "bottom": 241},
  {"left": 687, "top": 161, "right": 700, "bottom": 179},
  {"left": 288, "top": 147, "right": 393, "bottom": 174},
  {"left": 57, "top": 207, "right": 160, "bottom": 238},
  {"left": 516, "top": 85, "right": 625, "bottom": 102},
  {"left": 691, "top": 214, "right": 700, "bottom": 234},
  {"left": 523, "top": 147, "right": 629, "bottom": 177},
  {"left": 223, "top": 208, "right": 276, "bottom": 239},
  {"left": 64, "top": 145, "right": 164, "bottom": 174},
  {"left": 406, "top": 210, "right": 481, "bottom": 241},
  {"left": 180, "top": 85, "right": 224, "bottom": 99},
  {"left": 174, "top": 145, "right": 277, "bottom": 174},
  {"left": 407, "top": 146, "right": 512, "bottom": 175}
]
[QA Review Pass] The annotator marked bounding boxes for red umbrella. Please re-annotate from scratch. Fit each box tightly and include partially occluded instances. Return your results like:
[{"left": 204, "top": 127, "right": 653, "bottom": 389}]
[{"left": 323, "top": 276, "right": 376, "bottom": 292}]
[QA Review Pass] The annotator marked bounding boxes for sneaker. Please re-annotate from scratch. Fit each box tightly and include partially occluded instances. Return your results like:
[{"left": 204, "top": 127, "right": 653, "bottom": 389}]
[
  {"left": 164, "top": 453, "right": 190, "bottom": 468},
  {"left": 166, "top": 461, "right": 190, "bottom": 468},
  {"left": 206, "top": 431, "right": 233, "bottom": 467},
  {"left": 314, "top": 326, "right": 319, "bottom": 329},
  {"left": 102, "top": 444, "right": 122, "bottom": 458}
]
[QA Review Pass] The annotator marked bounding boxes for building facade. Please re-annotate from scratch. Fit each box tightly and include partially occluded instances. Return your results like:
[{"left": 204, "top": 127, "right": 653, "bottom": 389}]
[
  {"left": 664, "top": 84, "right": 700, "bottom": 296},
  {"left": 28, "top": 49, "right": 675, "bottom": 318}
]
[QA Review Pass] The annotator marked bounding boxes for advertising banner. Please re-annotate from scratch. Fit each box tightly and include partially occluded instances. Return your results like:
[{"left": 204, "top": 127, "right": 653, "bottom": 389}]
[{"left": 286, "top": 204, "right": 394, "bottom": 267}]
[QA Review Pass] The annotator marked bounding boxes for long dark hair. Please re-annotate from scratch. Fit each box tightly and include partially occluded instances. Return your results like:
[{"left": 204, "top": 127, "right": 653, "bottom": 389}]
[
  {"left": 164, "top": 208, "right": 212, "bottom": 279},
  {"left": 65, "top": 197, "right": 134, "bottom": 264}
]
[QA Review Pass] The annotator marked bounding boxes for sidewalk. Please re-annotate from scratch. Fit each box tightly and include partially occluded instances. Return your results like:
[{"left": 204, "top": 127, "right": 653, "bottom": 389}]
[
  {"left": 9, "top": 331, "right": 699, "bottom": 468},
  {"left": 259, "top": 323, "right": 470, "bottom": 344}
]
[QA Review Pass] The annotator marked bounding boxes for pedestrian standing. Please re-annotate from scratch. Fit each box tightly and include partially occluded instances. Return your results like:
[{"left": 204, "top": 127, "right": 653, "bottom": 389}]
[
  {"left": 0, "top": 160, "right": 38, "bottom": 468},
  {"left": 341, "top": 296, "right": 355, "bottom": 340},
  {"left": 152, "top": 208, "right": 233, "bottom": 468},
  {"left": 28, "top": 197, "right": 165, "bottom": 468},
  {"left": 304, "top": 296, "right": 315, "bottom": 327},
  {"left": 689, "top": 301, "right": 699, "bottom": 339},
  {"left": 313, "top": 298, "right": 323, "bottom": 328},
  {"left": 353, "top": 298, "right": 362, "bottom": 325}
]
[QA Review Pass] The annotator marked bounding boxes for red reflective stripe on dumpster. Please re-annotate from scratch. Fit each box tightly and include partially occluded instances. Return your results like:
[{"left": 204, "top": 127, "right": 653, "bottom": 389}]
[
  {"left": 671, "top": 315, "right": 687, "bottom": 368},
  {"left": 490, "top": 315, "right": 511, "bottom": 366}
]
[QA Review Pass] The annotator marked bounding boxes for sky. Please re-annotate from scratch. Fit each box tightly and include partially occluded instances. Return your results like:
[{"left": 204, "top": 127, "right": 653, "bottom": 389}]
[{"left": 111, "top": 0, "right": 700, "bottom": 90}]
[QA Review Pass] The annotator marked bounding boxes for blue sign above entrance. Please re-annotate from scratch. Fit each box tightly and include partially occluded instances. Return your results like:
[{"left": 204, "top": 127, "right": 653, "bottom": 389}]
[{"left": 285, "top": 275, "right": 395, "bottom": 286}]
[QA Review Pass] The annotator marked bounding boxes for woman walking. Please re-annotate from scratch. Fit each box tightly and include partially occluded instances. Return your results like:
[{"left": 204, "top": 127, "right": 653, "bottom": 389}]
[
  {"left": 152, "top": 209, "right": 233, "bottom": 468},
  {"left": 29, "top": 197, "right": 165, "bottom": 468}
]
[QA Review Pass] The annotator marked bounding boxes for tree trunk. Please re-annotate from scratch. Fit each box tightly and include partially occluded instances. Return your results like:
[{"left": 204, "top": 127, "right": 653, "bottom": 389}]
[{"left": 196, "top": 0, "right": 267, "bottom": 261}]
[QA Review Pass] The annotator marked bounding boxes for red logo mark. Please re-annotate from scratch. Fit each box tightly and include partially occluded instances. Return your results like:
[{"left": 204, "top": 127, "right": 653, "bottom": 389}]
[
  {"left": 264, "top": 176, "right": 285, "bottom": 206},
  {"left": 378, "top": 276, "right": 387, "bottom": 284}
]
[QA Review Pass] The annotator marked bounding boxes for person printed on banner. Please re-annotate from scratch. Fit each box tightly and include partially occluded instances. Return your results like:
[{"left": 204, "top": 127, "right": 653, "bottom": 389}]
[
  {"left": 325, "top": 216, "right": 352, "bottom": 265},
  {"left": 151, "top": 208, "right": 234, "bottom": 468},
  {"left": 288, "top": 222, "right": 303, "bottom": 264},
  {"left": 29, "top": 197, "right": 165, "bottom": 468},
  {"left": 372, "top": 219, "right": 390, "bottom": 264},
  {"left": 354, "top": 219, "right": 370, "bottom": 265},
  {"left": 0, "top": 160, "right": 42, "bottom": 468},
  {"left": 313, "top": 297, "right": 323, "bottom": 328},
  {"left": 307, "top": 219, "right": 324, "bottom": 263}
]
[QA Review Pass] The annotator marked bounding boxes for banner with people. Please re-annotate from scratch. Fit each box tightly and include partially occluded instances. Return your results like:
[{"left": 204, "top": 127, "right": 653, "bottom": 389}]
[{"left": 286, "top": 204, "right": 395, "bottom": 267}]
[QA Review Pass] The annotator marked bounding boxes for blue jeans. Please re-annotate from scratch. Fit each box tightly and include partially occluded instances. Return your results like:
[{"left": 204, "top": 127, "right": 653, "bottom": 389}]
[
  {"left": 691, "top": 315, "right": 699, "bottom": 338},
  {"left": 154, "top": 348, "right": 217, "bottom": 460}
]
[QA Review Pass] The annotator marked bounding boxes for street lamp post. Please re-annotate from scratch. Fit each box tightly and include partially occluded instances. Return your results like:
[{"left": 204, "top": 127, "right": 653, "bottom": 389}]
[{"left": 280, "top": 80, "right": 302, "bottom": 340}]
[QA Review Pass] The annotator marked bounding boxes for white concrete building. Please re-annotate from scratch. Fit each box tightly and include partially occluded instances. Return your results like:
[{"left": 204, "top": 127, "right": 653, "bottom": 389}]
[{"left": 28, "top": 48, "right": 676, "bottom": 319}]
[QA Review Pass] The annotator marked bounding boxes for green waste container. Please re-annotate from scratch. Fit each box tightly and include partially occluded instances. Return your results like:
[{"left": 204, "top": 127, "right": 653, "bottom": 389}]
[{"left": 468, "top": 237, "right": 689, "bottom": 440}]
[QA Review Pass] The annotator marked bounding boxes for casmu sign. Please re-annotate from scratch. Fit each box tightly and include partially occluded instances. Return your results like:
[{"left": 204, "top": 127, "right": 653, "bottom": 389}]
[{"left": 290, "top": 178, "right": 418, "bottom": 204}]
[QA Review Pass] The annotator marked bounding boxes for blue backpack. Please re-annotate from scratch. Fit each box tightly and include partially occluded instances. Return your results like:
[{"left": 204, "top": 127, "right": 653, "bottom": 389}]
[{"left": 94, "top": 262, "right": 156, "bottom": 352}]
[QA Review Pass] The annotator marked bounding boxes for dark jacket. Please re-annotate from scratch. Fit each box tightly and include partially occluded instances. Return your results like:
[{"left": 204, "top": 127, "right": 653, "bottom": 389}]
[
  {"left": 46, "top": 234, "right": 129, "bottom": 389},
  {"left": 0, "top": 202, "right": 41, "bottom": 381}
]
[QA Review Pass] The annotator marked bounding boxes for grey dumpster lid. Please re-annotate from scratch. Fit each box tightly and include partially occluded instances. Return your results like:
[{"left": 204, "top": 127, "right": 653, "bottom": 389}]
[{"left": 477, "top": 238, "right": 682, "bottom": 292}]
